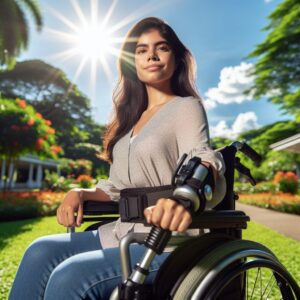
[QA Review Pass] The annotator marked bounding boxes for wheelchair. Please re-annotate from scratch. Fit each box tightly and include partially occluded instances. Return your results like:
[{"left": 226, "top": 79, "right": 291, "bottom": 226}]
[{"left": 68, "top": 141, "right": 300, "bottom": 299}]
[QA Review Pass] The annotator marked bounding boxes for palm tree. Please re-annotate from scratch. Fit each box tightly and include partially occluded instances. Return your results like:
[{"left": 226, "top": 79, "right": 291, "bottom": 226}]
[{"left": 0, "top": 0, "right": 43, "bottom": 69}]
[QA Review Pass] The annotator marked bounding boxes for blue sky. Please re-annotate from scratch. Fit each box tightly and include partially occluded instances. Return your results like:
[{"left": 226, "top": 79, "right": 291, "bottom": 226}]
[{"left": 20, "top": 0, "right": 291, "bottom": 138}]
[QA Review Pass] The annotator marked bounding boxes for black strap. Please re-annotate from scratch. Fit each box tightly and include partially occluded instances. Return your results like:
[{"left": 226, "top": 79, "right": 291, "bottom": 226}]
[
  {"left": 120, "top": 185, "right": 173, "bottom": 197},
  {"left": 119, "top": 185, "right": 174, "bottom": 223},
  {"left": 168, "top": 195, "right": 195, "bottom": 216}
]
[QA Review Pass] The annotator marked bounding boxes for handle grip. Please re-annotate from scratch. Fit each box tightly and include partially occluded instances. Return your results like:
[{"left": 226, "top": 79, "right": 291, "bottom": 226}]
[
  {"left": 231, "top": 141, "right": 262, "bottom": 165},
  {"left": 144, "top": 226, "right": 171, "bottom": 254}
]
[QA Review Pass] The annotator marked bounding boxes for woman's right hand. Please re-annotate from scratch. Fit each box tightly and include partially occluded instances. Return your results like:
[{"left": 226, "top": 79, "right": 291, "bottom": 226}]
[{"left": 57, "top": 189, "right": 84, "bottom": 228}]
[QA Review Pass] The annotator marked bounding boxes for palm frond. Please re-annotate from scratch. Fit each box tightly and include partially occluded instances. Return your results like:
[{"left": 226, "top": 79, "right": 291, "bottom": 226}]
[{"left": 19, "top": 0, "right": 43, "bottom": 30}]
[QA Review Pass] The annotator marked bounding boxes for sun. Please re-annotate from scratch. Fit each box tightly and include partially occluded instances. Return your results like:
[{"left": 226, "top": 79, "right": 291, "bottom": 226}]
[
  {"left": 45, "top": 0, "right": 168, "bottom": 95},
  {"left": 74, "top": 23, "right": 114, "bottom": 61},
  {"left": 45, "top": 0, "right": 126, "bottom": 87}
]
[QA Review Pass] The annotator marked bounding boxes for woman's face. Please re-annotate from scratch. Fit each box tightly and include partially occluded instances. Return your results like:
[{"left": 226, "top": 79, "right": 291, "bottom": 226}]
[{"left": 134, "top": 29, "right": 176, "bottom": 86}]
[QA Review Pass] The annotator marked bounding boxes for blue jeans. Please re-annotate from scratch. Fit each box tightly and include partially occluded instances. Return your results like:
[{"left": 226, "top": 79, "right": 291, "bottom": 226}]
[{"left": 8, "top": 230, "right": 169, "bottom": 300}]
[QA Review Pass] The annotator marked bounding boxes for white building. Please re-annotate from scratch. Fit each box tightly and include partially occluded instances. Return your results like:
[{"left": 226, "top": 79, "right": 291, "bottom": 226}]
[
  {"left": 270, "top": 133, "right": 300, "bottom": 177},
  {"left": 0, "top": 154, "right": 60, "bottom": 190}
]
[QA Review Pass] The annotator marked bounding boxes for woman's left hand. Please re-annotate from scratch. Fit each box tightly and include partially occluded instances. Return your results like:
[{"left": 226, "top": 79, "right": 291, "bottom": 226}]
[{"left": 144, "top": 198, "right": 192, "bottom": 232}]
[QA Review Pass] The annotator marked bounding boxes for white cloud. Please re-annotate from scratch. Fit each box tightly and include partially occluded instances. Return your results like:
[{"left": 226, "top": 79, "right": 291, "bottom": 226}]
[
  {"left": 264, "top": 0, "right": 272, "bottom": 3},
  {"left": 203, "top": 62, "right": 255, "bottom": 110},
  {"left": 210, "top": 111, "right": 260, "bottom": 138}
]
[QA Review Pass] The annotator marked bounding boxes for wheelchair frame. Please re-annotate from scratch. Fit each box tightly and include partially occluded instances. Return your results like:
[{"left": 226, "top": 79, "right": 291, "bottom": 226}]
[{"left": 68, "top": 142, "right": 300, "bottom": 299}]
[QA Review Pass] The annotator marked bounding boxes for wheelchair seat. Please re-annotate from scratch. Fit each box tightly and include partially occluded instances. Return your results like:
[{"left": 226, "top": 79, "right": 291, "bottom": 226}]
[{"left": 78, "top": 142, "right": 242, "bottom": 231}]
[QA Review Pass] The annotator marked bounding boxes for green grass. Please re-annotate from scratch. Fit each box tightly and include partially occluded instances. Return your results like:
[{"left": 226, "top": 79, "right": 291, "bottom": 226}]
[
  {"left": 0, "top": 216, "right": 90, "bottom": 299},
  {"left": 0, "top": 217, "right": 300, "bottom": 299},
  {"left": 244, "top": 222, "right": 300, "bottom": 282}
]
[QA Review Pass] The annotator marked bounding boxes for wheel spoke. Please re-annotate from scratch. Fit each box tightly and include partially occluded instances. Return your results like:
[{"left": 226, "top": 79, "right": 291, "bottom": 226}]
[
  {"left": 174, "top": 240, "right": 300, "bottom": 300},
  {"left": 265, "top": 275, "right": 277, "bottom": 299},
  {"left": 247, "top": 269, "right": 249, "bottom": 300},
  {"left": 258, "top": 267, "right": 262, "bottom": 299},
  {"left": 250, "top": 267, "right": 260, "bottom": 300},
  {"left": 260, "top": 271, "right": 275, "bottom": 299},
  {"left": 214, "top": 260, "right": 298, "bottom": 300}
]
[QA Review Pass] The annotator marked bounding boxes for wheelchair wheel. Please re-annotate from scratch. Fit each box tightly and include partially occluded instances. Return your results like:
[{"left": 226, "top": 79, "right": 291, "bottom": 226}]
[
  {"left": 153, "top": 233, "right": 235, "bottom": 299},
  {"left": 173, "top": 240, "right": 300, "bottom": 300},
  {"left": 205, "top": 257, "right": 300, "bottom": 299}
]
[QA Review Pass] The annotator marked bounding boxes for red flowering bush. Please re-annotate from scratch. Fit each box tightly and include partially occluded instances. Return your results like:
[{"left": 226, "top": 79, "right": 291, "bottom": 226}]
[
  {"left": 272, "top": 171, "right": 298, "bottom": 194},
  {"left": 239, "top": 192, "right": 300, "bottom": 215},
  {"left": 0, "top": 191, "right": 66, "bottom": 221},
  {"left": 76, "top": 174, "right": 93, "bottom": 188},
  {"left": 0, "top": 97, "right": 63, "bottom": 160},
  {"left": 58, "top": 158, "right": 92, "bottom": 178}
]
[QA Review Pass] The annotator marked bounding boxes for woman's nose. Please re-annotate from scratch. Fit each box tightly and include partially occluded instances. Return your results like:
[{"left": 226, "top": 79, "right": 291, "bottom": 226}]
[{"left": 148, "top": 50, "right": 159, "bottom": 61}]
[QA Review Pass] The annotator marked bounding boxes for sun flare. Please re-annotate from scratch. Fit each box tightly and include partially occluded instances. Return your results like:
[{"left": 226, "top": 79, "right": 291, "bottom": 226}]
[
  {"left": 74, "top": 24, "right": 115, "bottom": 61},
  {"left": 45, "top": 0, "right": 168, "bottom": 95}
]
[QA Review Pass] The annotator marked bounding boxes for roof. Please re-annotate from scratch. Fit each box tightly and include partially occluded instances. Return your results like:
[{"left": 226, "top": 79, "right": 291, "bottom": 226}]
[
  {"left": 19, "top": 154, "right": 59, "bottom": 167},
  {"left": 270, "top": 133, "right": 300, "bottom": 153}
]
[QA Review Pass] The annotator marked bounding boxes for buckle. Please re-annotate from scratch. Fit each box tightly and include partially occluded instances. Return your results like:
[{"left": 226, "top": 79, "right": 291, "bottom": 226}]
[{"left": 119, "top": 194, "right": 148, "bottom": 222}]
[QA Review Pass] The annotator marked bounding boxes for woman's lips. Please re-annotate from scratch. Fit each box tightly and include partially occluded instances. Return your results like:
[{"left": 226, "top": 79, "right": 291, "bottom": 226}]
[{"left": 146, "top": 65, "right": 163, "bottom": 71}]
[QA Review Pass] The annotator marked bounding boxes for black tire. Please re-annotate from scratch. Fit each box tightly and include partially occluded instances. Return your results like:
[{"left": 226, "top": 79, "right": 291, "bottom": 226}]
[
  {"left": 153, "top": 233, "right": 235, "bottom": 299},
  {"left": 205, "top": 257, "right": 300, "bottom": 300},
  {"left": 173, "top": 240, "right": 300, "bottom": 299}
]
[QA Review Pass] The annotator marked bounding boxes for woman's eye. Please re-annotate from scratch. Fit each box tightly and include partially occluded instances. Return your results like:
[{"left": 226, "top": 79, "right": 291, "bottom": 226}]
[
  {"left": 136, "top": 49, "right": 147, "bottom": 54},
  {"left": 158, "top": 46, "right": 170, "bottom": 52}
]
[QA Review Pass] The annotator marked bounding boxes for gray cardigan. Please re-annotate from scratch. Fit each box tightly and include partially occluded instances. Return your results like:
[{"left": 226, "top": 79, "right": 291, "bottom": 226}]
[{"left": 96, "top": 96, "right": 226, "bottom": 248}]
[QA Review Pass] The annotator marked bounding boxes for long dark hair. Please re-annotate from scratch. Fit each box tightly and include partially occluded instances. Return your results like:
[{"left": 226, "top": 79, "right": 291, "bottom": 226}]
[{"left": 100, "top": 17, "right": 200, "bottom": 163}]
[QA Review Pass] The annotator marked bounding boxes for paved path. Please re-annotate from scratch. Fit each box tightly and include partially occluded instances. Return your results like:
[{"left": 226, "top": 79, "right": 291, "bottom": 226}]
[{"left": 236, "top": 202, "right": 300, "bottom": 242}]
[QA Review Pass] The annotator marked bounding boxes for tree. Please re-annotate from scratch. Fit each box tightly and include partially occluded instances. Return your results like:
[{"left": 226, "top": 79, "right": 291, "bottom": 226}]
[
  {"left": 0, "top": 98, "right": 62, "bottom": 159},
  {"left": 210, "top": 137, "right": 233, "bottom": 150},
  {"left": 0, "top": 60, "right": 95, "bottom": 154},
  {"left": 211, "top": 121, "right": 300, "bottom": 182},
  {"left": 0, "top": 60, "right": 108, "bottom": 174},
  {"left": 247, "top": 0, "right": 300, "bottom": 121},
  {"left": 245, "top": 121, "right": 298, "bottom": 157},
  {"left": 237, "top": 121, "right": 299, "bottom": 181},
  {"left": 0, "top": 0, "right": 43, "bottom": 69},
  {"left": 0, "top": 97, "right": 62, "bottom": 189}
]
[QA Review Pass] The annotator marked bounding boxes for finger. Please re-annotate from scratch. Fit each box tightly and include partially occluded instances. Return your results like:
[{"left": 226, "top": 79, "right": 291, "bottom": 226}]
[
  {"left": 177, "top": 213, "right": 192, "bottom": 232},
  {"left": 66, "top": 206, "right": 75, "bottom": 227},
  {"left": 144, "top": 206, "right": 154, "bottom": 223},
  {"left": 59, "top": 206, "right": 68, "bottom": 227},
  {"left": 56, "top": 207, "right": 62, "bottom": 225},
  {"left": 151, "top": 203, "right": 165, "bottom": 226},
  {"left": 76, "top": 202, "right": 83, "bottom": 227},
  {"left": 169, "top": 205, "right": 185, "bottom": 231},
  {"left": 160, "top": 199, "right": 180, "bottom": 230},
  {"left": 60, "top": 206, "right": 68, "bottom": 227},
  {"left": 160, "top": 213, "right": 173, "bottom": 230}
]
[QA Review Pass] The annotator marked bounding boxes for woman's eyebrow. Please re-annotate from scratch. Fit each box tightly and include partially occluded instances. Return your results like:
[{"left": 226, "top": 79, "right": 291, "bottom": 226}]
[{"left": 135, "top": 41, "right": 170, "bottom": 49}]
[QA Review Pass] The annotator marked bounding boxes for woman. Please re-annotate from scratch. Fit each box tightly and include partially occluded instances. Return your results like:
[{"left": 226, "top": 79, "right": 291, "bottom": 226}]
[{"left": 9, "top": 17, "right": 226, "bottom": 299}]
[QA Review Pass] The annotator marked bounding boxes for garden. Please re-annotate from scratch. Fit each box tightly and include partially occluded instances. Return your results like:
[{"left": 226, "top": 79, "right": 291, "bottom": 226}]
[
  {"left": 1, "top": 0, "right": 300, "bottom": 298},
  {"left": 0, "top": 159, "right": 106, "bottom": 222},
  {"left": 236, "top": 171, "right": 300, "bottom": 215}
]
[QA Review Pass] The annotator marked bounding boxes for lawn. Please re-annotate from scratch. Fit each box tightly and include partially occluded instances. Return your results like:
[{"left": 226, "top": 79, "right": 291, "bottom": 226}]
[{"left": 0, "top": 217, "right": 300, "bottom": 299}]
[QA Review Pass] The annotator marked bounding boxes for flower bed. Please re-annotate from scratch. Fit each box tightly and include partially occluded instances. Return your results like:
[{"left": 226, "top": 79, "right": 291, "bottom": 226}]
[
  {"left": 0, "top": 191, "right": 66, "bottom": 221},
  {"left": 238, "top": 192, "right": 300, "bottom": 215}
]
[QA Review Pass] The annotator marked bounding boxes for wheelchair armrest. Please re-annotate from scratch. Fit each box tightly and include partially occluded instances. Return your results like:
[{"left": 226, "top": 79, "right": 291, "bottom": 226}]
[
  {"left": 189, "top": 210, "right": 250, "bottom": 229},
  {"left": 83, "top": 200, "right": 119, "bottom": 216}
]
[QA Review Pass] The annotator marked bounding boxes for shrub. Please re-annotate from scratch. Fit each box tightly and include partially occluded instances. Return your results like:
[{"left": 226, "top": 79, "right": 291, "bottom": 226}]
[
  {"left": 43, "top": 170, "right": 75, "bottom": 191},
  {"left": 76, "top": 174, "right": 93, "bottom": 188},
  {"left": 59, "top": 158, "right": 92, "bottom": 178},
  {"left": 0, "top": 191, "right": 65, "bottom": 221},
  {"left": 239, "top": 192, "right": 300, "bottom": 215},
  {"left": 0, "top": 97, "right": 63, "bottom": 159},
  {"left": 272, "top": 171, "right": 298, "bottom": 194},
  {"left": 234, "top": 181, "right": 277, "bottom": 194}
]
